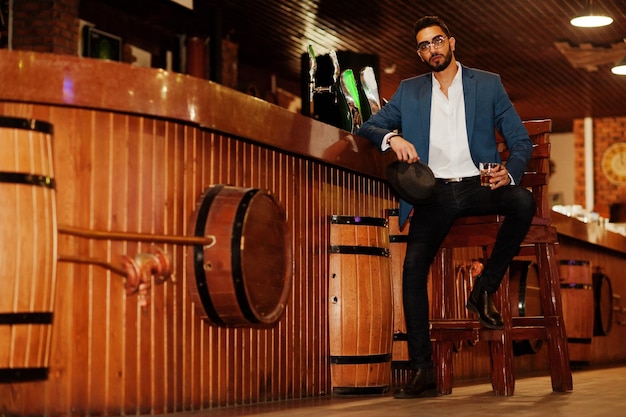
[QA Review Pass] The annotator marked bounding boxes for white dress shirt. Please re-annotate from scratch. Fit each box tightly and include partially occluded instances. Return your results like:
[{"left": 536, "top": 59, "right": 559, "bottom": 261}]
[{"left": 428, "top": 62, "right": 479, "bottom": 179}]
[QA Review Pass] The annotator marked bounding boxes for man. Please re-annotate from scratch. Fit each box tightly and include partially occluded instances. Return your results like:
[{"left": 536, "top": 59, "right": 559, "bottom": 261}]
[{"left": 357, "top": 16, "right": 535, "bottom": 398}]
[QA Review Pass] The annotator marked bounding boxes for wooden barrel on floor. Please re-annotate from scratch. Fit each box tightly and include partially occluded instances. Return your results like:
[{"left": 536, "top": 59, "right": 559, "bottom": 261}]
[
  {"left": 559, "top": 260, "right": 594, "bottom": 366},
  {"left": 187, "top": 185, "right": 292, "bottom": 327},
  {"left": 0, "top": 117, "right": 57, "bottom": 382},
  {"left": 592, "top": 272, "right": 613, "bottom": 337},
  {"left": 386, "top": 209, "right": 410, "bottom": 375},
  {"left": 328, "top": 215, "right": 393, "bottom": 395},
  {"left": 509, "top": 261, "right": 543, "bottom": 355}
]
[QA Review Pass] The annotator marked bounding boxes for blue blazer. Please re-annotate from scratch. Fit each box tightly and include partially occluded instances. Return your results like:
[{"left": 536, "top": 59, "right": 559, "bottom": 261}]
[{"left": 357, "top": 65, "right": 533, "bottom": 226}]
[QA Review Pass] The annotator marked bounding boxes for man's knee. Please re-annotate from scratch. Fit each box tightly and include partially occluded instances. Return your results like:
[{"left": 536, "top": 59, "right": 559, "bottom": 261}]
[{"left": 509, "top": 186, "right": 535, "bottom": 217}]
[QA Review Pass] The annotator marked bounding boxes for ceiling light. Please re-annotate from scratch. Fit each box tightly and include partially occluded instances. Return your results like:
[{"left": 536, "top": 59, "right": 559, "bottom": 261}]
[
  {"left": 611, "top": 39, "right": 626, "bottom": 75},
  {"left": 570, "top": 0, "right": 613, "bottom": 28},
  {"left": 611, "top": 56, "right": 626, "bottom": 75}
]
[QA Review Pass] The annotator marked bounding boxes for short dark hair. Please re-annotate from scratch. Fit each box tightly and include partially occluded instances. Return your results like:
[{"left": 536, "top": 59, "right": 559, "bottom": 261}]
[{"left": 414, "top": 16, "right": 451, "bottom": 39}]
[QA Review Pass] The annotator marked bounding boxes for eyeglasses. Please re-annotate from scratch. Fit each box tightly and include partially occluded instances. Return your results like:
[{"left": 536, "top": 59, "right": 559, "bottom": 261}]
[{"left": 417, "top": 35, "right": 447, "bottom": 53}]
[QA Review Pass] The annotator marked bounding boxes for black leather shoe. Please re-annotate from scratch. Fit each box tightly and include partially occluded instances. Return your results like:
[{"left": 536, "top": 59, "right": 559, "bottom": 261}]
[
  {"left": 466, "top": 280, "right": 504, "bottom": 329},
  {"left": 393, "top": 367, "right": 437, "bottom": 399}
]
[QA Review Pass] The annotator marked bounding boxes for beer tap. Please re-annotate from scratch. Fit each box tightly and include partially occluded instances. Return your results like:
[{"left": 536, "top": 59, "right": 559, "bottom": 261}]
[
  {"left": 360, "top": 66, "right": 381, "bottom": 116},
  {"left": 339, "top": 69, "right": 363, "bottom": 133},
  {"left": 308, "top": 44, "right": 317, "bottom": 115},
  {"left": 308, "top": 46, "right": 340, "bottom": 96}
]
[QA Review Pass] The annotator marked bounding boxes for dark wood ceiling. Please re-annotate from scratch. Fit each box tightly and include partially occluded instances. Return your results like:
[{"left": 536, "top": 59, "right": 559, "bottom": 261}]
[
  {"left": 83, "top": 0, "right": 626, "bottom": 133},
  {"left": 217, "top": 0, "right": 626, "bottom": 133}
]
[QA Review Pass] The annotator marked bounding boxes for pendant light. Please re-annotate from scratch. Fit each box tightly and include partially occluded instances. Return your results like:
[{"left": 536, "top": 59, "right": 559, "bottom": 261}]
[
  {"left": 570, "top": 0, "right": 613, "bottom": 28},
  {"left": 611, "top": 39, "right": 626, "bottom": 75},
  {"left": 611, "top": 57, "right": 626, "bottom": 75}
]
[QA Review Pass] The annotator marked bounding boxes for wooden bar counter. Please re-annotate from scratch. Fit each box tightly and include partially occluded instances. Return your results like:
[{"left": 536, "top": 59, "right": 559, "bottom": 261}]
[
  {"left": 0, "top": 50, "right": 395, "bottom": 416},
  {"left": 551, "top": 211, "right": 626, "bottom": 365},
  {"left": 1, "top": 50, "right": 625, "bottom": 416}
]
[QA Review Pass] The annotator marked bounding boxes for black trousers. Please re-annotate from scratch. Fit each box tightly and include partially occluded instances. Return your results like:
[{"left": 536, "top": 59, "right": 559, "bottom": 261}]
[{"left": 402, "top": 178, "right": 535, "bottom": 369}]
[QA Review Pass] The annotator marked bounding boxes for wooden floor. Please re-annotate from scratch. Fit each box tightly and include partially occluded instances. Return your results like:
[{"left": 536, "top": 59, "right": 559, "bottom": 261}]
[{"left": 168, "top": 365, "right": 626, "bottom": 417}]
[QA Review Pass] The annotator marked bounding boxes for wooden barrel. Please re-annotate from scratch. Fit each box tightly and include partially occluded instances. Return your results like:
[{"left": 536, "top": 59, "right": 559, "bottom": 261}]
[
  {"left": 0, "top": 117, "right": 57, "bottom": 382},
  {"left": 509, "top": 261, "right": 543, "bottom": 355},
  {"left": 386, "top": 209, "right": 409, "bottom": 366},
  {"left": 559, "top": 260, "right": 594, "bottom": 366},
  {"left": 187, "top": 185, "right": 292, "bottom": 327},
  {"left": 328, "top": 215, "right": 393, "bottom": 395},
  {"left": 592, "top": 272, "right": 613, "bottom": 337}
]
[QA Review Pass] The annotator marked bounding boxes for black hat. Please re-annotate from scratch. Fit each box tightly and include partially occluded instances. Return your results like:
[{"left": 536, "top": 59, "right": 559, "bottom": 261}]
[{"left": 385, "top": 160, "right": 436, "bottom": 204}]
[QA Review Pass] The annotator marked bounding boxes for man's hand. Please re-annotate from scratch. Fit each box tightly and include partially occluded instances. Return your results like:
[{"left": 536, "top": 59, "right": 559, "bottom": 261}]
[
  {"left": 389, "top": 135, "right": 420, "bottom": 163},
  {"left": 489, "top": 164, "right": 511, "bottom": 189}
]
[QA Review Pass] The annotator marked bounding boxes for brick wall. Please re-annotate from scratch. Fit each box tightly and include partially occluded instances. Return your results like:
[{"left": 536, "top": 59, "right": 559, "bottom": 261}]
[
  {"left": 574, "top": 116, "right": 626, "bottom": 217},
  {"left": 12, "top": 0, "right": 79, "bottom": 55}
]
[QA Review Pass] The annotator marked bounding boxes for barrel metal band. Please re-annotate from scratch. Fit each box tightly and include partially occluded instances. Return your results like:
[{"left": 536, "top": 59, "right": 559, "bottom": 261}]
[
  {"left": 333, "top": 386, "right": 389, "bottom": 395},
  {"left": 393, "top": 332, "right": 408, "bottom": 341},
  {"left": 0, "top": 312, "right": 53, "bottom": 325},
  {"left": 0, "top": 172, "right": 56, "bottom": 189},
  {"left": 231, "top": 188, "right": 262, "bottom": 324},
  {"left": 0, "top": 368, "right": 49, "bottom": 382},
  {"left": 560, "top": 283, "right": 593, "bottom": 290},
  {"left": 329, "top": 245, "right": 389, "bottom": 257},
  {"left": 192, "top": 185, "right": 226, "bottom": 326},
  {"left": 517, "top": 263, "right": 535, "bottom": 317},
  {"left": 389, "top": 234, "right": 409, "bottom": 243},
  {"left": 329, "top": 353, "right": 391, "bottom": 364},
  {"left": 0, "top": 116, "right": 53, "bottom": 134},
  {"left": 330, "top": 215, "right": 388, "bottom": 227},
  {"left": 567, "top": 337, "right": 592, "bottom": 344},
  {"left": 391, "top": 360, "right": 412, "bottom": 370},
  {"left": 559, "top": 260, "right": 590, "bottom": 266}
]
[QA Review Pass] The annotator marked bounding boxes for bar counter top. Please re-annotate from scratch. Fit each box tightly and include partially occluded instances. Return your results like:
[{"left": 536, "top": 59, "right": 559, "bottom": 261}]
[
  {"left": 3, "top": 50, "right": 624, "bottom": 256},
  {"left": 552, "top": 210, "right": 626, "bottom": 255},
  {"left": 0, "top": 49, "right": 392, "bottom": 179}
]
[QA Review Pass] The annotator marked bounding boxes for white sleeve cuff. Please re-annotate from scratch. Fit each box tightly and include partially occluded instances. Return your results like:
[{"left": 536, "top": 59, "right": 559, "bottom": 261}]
[
  {"left": 508, "top": 173, "right": 515, "bottom": 185},
  {"left": 381, "top": 132, "right": 398, "bottom": 151}
]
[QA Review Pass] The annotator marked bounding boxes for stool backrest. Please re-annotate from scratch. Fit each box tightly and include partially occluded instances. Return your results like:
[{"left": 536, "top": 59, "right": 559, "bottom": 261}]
[{"left": 496, "top": 119, "right": 552, "bottom": 223}]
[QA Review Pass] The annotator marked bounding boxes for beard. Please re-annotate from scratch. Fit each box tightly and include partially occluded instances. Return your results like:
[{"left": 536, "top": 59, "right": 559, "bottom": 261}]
[{"left": 426, "top": 49, "right": 453, "bottom": 72}]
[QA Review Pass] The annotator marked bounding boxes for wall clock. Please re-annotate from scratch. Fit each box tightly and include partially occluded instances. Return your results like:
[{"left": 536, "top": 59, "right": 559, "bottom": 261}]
[{"left": 601, "top": 142, "right": 626, "bottom": 185}]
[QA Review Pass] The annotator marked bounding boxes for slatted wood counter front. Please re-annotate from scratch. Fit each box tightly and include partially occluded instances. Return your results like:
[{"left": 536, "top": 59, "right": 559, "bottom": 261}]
[{"left": 0, "top": 50, "right": 395, "bottom": 416}]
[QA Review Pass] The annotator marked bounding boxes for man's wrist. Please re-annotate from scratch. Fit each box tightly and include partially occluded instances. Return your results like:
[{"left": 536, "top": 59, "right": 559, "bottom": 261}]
[
  {"left": 386, "top": 134, "right": 400, "bottom": 146},
  {"left": 508, "top": 173, "right": 515, "bottom": 185}
]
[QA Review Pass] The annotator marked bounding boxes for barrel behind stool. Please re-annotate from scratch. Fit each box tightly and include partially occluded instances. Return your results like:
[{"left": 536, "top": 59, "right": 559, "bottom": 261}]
[
  {"left": 559, "top": 260, "right": 594, "bottom": 366},
  {"left": 386, "top": 209, "right": 411, "bottom": 386},
  {"left": 509, "top": 261, "right": 544, "bottom": 356},
  {"left": 592, "top": 272, "right": 613, "bottom": 337}
]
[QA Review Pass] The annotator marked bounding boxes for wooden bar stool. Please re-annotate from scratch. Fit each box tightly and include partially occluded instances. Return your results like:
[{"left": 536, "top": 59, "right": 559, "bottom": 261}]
[{"left": 428, "top": 119, "right": 573, "bottom": 396}]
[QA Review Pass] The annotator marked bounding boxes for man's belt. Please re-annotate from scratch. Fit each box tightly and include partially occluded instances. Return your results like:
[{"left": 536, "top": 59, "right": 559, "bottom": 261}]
[{"left": 436, "top": 175, "right": 480, "bottom": 184}]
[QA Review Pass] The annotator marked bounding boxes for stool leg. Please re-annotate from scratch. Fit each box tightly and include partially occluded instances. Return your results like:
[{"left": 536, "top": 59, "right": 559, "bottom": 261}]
[
  {"left": 433, "top": 340, "right": 453, "bottom": 395},
  {"left": 536, "top": 242, "right": 574, "bottom": 392},
  {"left": 489, "top": 277, "right": 516, "bottom": 396},
  {"left": 432, "top": 248, "right": 455, "bottom": 395},
  {"left": 489, "top": 339, "right": 515, "bottom": 395}
]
